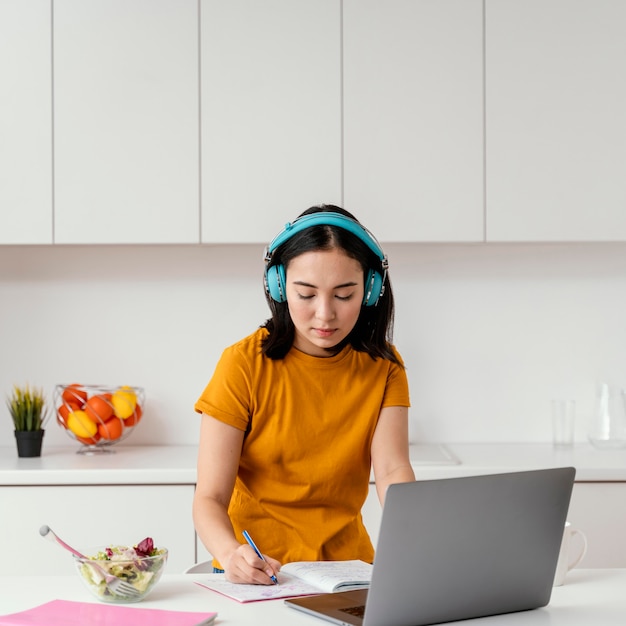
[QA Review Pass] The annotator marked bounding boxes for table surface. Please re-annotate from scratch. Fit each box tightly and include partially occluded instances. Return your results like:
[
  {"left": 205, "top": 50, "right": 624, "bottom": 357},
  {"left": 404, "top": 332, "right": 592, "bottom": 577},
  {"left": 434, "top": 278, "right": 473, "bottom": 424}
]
[{"left": 1, "top": 570, "right": 625, "bottom": 625}]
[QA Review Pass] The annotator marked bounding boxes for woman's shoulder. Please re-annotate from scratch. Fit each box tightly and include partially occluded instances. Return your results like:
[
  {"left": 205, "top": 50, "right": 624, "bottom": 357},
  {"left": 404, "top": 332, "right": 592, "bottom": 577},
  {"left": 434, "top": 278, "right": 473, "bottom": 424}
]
[
  {"left": 221, "top": 327, "right": 269, "bottom": 360},
  {"left": 388, "top": 344, "right": 406, "bottom": 366},
  {"left": 351, "top": 342, "right": 405, "bottom": 368}
]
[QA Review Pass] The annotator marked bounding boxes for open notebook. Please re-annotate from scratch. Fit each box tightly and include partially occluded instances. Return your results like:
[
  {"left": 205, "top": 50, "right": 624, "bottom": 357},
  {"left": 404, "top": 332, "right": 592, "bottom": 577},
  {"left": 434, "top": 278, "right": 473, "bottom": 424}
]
[
  {"left": 286, "top": 467, "right": 575, "bottom": 626},
  {"left": 197, "top": 559, "right": 373, "bottom": 602}
]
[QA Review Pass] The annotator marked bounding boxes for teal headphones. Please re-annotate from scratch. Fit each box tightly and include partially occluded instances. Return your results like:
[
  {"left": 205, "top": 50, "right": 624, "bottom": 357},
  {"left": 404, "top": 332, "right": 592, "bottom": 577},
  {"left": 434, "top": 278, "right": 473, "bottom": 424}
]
[{"left": 263, "top": 212, "right": 388, "bottom": 307}]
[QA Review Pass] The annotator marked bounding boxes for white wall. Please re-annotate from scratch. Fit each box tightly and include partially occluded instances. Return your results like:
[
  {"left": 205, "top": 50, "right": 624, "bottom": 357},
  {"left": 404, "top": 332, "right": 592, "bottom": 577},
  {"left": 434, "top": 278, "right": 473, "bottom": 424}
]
[{"left": 1, "top": 242, "right": 625, "bottom": 448}]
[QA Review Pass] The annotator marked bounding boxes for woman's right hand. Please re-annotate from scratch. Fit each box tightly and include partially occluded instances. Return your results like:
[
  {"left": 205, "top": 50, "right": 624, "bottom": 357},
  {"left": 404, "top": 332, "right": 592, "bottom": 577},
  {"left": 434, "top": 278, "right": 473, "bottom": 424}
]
[{"left": 223, "top": 543, "right": 282, "bottom": 585}]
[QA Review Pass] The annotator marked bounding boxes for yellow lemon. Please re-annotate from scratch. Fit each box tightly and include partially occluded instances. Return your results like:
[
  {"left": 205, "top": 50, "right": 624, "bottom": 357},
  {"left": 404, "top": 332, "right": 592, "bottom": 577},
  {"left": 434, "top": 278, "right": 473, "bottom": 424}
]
[
  {"left": 67, "top": 410, "right": 98, "bottom": 438},
  {"left": 111, "top": 386, "right": 137, "bottom": 419}
]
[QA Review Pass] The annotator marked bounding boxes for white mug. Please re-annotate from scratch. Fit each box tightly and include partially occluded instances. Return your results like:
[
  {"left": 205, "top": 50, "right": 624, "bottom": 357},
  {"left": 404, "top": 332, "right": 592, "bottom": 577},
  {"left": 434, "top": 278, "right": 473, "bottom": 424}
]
[{"left": 553, "top": 521, "right": 588, "bottom": 586}]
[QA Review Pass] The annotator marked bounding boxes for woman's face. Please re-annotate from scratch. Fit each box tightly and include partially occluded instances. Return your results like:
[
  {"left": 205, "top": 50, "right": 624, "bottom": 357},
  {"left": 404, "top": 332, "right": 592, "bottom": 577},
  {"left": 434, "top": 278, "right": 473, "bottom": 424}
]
[{"left": 285, "top": 248, "right": 364, "bottom": 357}]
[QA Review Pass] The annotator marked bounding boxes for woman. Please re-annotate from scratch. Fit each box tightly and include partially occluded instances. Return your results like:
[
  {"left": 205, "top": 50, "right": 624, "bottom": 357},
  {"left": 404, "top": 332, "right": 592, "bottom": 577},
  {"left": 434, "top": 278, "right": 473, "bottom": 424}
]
[{"left": 193, "top": 205, "right": 415, "bottom": 584}]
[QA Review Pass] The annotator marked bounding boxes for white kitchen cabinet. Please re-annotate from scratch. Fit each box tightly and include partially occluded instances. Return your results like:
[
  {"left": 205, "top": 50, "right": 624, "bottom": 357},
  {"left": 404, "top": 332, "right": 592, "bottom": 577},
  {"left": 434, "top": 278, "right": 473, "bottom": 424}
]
[
  {"left": 200, "top": 0, "right": 342, "bottom": 243},
  {"left": 342, "top": 0, "right": 484, "bottom": 242},
  {"left": 486, "top": 0, "right": 626, "bottom": 241},
  {"left": 53, "top": 0, "right": 199, "bottom": 244},
  {"left": 0, "top": 484, "right": 196, "bottom": 575},
  {"left": 567, "top": 482, "right": 626, "bottom": 568},
  {"left": 0, "top": 0, "right": 52, "bottom": 244},
  {"left": 362, "top": 484, "right": 382, "bottom": 548}
]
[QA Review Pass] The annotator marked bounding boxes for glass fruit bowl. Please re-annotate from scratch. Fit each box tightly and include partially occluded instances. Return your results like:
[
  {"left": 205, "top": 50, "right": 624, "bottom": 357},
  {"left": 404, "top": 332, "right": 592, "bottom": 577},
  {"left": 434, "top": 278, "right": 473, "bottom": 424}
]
[
  {"left": 54, "top": 384, "right": 145, "bottom": 454},
  {"left": 73, "top": 540, "right": 167, "bottom": 604}
]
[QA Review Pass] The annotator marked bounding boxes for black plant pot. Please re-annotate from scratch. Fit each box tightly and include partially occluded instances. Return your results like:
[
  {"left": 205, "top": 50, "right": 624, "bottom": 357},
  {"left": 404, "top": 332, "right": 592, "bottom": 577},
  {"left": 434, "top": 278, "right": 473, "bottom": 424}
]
[{"left": 14, "top": 430, "right": 45, "bottom": 458}]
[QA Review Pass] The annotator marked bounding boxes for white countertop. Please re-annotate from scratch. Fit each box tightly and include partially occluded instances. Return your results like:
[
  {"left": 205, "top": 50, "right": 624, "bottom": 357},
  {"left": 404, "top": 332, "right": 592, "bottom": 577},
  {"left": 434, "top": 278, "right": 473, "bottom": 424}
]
[
  {"left": 1, "top": 442, "right": 625, "bottom": 485},
  {"left": 1, "top": 570, "right": 625, "bottom": 625},
  {"left": 408, "top": 442, "right": 626, "bottom": 481},
  {"left": 0, "top": 445, "right": 197, "bottom": 485}
]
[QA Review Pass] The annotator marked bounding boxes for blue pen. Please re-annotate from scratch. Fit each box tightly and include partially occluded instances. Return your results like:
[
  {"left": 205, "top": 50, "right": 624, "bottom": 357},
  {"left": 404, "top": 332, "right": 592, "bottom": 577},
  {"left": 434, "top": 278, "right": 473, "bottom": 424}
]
[{"left": 242, "top": 529, "right": 279, "bottom": 584}]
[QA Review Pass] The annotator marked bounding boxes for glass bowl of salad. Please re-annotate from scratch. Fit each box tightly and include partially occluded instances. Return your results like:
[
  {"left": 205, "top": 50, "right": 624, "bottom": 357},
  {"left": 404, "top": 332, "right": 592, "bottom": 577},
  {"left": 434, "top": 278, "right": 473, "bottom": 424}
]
[{"left": 73, "top": 538, "right": 167, "bottom": 603}]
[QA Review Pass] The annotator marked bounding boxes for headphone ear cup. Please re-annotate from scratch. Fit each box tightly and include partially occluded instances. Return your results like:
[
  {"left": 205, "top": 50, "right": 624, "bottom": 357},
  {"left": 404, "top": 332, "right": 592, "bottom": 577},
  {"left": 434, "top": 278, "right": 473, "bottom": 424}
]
[
  {"left": 268, "top": 264, "right": 382, "bottom": 305},
  {"left": 265, "top": 264, "right": 287, "bottom": 303},
  {"left": 363, "top": 269, "right": 384, "bottom": 307}
]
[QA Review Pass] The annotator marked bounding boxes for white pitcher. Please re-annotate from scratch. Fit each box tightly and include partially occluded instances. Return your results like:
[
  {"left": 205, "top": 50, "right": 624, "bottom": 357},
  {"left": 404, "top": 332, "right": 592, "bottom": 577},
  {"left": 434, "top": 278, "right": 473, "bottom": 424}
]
[{"left": 588, "top": 383, "right": 626, "bottom": 449}]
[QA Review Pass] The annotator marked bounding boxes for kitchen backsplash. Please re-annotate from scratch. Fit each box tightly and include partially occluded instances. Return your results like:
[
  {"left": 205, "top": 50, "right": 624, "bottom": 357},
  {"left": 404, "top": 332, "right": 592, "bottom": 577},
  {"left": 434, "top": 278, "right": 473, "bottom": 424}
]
[{"left": 1, "top": 242, "right": 626, "bottom": 448}]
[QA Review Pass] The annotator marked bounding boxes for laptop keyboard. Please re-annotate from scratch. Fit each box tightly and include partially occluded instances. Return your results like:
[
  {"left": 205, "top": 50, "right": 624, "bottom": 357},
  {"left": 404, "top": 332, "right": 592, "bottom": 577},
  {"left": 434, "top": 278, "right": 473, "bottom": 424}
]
[{"left": 339, "top": 605, "right": 366, "bottom": 618}]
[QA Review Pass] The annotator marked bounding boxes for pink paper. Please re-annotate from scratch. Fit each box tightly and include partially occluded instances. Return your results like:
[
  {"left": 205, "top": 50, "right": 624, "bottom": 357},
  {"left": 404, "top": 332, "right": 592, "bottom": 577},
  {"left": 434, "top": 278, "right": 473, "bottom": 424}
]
[{"left": 0, "top": 599, "right": 217, "bottom": 626}]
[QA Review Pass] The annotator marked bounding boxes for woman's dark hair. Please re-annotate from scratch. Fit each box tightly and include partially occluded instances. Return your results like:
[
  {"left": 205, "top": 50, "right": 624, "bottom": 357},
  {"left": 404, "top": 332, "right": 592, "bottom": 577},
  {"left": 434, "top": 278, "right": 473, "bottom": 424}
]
[{"left": 261, "top": 205, "right": 401, "bottom": 364}]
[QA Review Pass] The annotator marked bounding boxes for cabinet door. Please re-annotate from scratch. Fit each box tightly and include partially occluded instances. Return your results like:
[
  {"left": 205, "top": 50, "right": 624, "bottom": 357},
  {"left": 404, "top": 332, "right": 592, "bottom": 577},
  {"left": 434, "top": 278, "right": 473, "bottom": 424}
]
[
  {"left": 362, "top": 483, "right": 382, "bottom": 548},
  {"left": 343, "top": 0, "right": 484, "bottom": 242},
  {"left": 0, "top": 485, "right": 196, "bottom": 575},
  {"left": 486, "top": 0, "right": 626, "bottom": 241},
  {"left": 567, "top": 482, "right": 626, "bottom": 568},
  {"left": 200, "top": 0, "right": 342, "bottom": 243},
  {"left": 53, "top": 0, "right": 199, "bottom": 244},
  {"left": 0, "top": 0, "right": 52, "bottom": 244}
]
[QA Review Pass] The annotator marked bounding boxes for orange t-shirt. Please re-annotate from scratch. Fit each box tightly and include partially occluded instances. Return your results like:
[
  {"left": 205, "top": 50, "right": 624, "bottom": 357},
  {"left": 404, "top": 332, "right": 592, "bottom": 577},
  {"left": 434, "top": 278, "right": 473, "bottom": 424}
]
[{"left": 194, "top": 327, "right": 410, "bottom": 565}]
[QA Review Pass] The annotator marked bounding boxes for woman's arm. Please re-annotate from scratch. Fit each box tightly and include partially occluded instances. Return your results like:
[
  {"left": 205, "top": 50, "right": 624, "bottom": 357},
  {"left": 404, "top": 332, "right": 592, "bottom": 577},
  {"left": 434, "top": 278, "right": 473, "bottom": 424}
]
[
  {"left": 192, "top": 413, "right": 281, "bottom": 583},
  {"left": 370, "top": 405, "right": 415, "bottom": 505}
]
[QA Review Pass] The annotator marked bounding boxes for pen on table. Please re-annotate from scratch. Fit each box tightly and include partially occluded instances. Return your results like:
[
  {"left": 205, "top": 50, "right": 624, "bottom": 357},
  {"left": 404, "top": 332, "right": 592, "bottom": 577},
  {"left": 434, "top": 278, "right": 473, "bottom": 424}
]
[{"left": 242, "top": 529, "right": 279, "bottom": 584}]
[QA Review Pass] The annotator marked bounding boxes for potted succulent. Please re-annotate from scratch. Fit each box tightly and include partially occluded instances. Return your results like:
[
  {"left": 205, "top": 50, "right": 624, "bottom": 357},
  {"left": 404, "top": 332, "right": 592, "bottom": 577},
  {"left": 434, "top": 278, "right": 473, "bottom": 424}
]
[{"left": 6, "top": 384, "right": 49, "bottom": 457}]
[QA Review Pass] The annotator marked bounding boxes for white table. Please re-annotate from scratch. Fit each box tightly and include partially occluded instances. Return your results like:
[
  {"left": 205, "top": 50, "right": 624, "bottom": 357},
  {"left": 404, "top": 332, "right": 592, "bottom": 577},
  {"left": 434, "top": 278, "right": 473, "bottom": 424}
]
[{"left": 1, "top": 570, "right": 625, "bottom": 625}]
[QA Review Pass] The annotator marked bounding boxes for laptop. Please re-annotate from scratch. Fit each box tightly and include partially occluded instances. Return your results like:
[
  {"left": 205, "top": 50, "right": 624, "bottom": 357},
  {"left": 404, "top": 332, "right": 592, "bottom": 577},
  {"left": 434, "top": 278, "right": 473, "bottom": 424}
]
[{"left": 285, "top": 467, "right": 575, "bottom": 626}]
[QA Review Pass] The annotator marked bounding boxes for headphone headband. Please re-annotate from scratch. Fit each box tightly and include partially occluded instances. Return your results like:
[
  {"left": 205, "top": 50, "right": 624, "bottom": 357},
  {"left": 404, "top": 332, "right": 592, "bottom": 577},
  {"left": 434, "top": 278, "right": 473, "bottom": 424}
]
[
  {"left": 266, "top": 212, "right": 386, "bottom": 262},
  {"left": 264, "top": 211, "right": 388, "bottom": 307}
]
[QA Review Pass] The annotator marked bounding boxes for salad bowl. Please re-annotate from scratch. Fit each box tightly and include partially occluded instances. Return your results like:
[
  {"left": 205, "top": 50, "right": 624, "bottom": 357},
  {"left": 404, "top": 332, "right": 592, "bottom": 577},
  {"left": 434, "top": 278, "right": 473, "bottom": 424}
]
[{"left": 73, "top": 539, "right": 167, "bottom": 603}]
